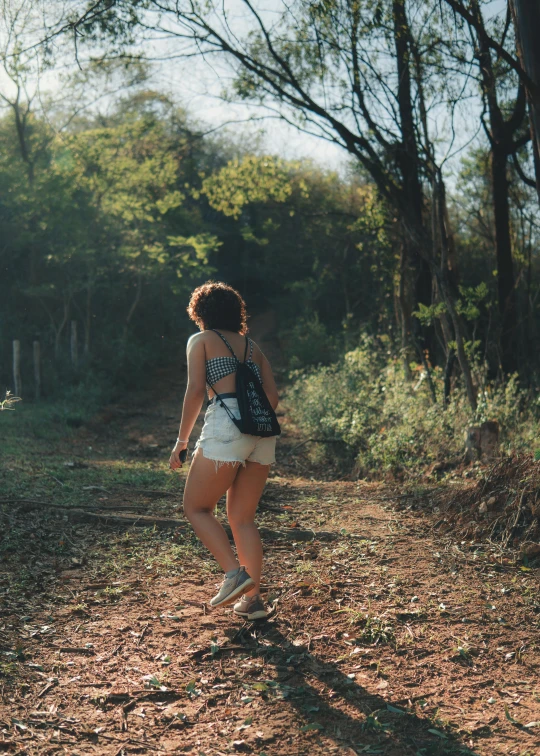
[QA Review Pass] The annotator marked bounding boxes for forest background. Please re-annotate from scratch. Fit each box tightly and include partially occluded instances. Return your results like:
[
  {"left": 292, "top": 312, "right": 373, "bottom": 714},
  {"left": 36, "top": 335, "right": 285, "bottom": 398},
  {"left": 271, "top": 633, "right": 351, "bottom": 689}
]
[{"left": 2, "top": 0, "right": 540, "bottom": 479}]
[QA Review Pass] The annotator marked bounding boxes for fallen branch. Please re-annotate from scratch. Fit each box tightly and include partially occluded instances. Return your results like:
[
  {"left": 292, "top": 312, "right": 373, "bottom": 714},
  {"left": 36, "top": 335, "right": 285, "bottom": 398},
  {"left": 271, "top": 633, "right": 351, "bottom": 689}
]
[
  {"left": 68, "top": 510, "right": 339, "bottom": 540},
  {"left": 102, "top": 689, "right": 183, "bottom": 705},
  {"left": 188, "top": 644, "right": 246, "bottom": 660},
  {"left": 3, "top": 499, "right": 339, "bottom": 540},
  {"left": 112, "top": 488, "right": 177, "bottom": 498}
]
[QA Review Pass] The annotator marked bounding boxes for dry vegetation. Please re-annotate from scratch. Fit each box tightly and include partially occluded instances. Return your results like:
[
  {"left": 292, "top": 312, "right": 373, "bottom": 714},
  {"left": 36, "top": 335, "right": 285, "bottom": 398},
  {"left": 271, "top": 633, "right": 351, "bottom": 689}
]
[{"left": 396, "top": 456, "right": 540, "bottom": 559}]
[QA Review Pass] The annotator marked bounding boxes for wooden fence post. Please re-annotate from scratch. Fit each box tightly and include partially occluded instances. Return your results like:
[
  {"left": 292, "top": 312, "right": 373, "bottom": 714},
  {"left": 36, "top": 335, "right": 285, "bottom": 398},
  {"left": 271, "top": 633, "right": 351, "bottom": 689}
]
[
  {"left": 33, "top": 341, "right": 41, "bottom": 400},
  {"left": 71, "top": 320, "right": 78, "bottom": 369},
  {"left": 13, "top": 340, "right": 21, "bottom": 397}
]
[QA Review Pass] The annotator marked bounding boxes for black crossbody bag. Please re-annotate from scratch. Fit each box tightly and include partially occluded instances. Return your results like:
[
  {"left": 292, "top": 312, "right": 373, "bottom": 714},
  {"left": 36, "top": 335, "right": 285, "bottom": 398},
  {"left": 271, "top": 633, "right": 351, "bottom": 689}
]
[{"left": 207, "top": 331, "right": 281, "bottom": 438}]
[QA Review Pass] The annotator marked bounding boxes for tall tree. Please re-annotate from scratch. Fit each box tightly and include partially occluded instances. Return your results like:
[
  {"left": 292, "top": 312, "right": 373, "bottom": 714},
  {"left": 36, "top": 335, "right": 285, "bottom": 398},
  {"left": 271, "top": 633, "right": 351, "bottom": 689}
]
[
  {"left": 467, "top": 1, "right": 530, "bottom": 373},
  {"left": 391, "top": 0, "right": 434, "bottom": 366},
  {"left": 69, "top": 0, "right": 480, "bottom": 407},
  {"left": 509, "top": 0, "right": 540, "bottom": 204},
  {"left": 443, "top": 0, "right": 540, "bottom": 204}
]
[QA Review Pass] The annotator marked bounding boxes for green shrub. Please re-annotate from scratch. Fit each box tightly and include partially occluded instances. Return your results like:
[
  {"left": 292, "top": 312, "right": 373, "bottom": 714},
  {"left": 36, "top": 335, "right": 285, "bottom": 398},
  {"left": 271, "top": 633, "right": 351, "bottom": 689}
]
[
  {"left": 288, "top": 336, "right": 540, "bottom": 477},
  {"left": 281, "top": 314, "right": 340, "bottom": 368}
]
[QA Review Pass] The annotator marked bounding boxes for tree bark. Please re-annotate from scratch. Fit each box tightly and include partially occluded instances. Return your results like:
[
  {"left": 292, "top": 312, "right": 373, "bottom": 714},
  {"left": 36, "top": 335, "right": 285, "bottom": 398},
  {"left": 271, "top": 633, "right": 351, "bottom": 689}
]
[
  {"left": 471, "top": 0, "right": 522, "bottom": 373},
  {"left": 398, "top": 243, "right": 414, "bottom": 380},
  {"left": 84, "top": 283, "right": 92, "bottom": 357},
  {"left": 444, "top": 292, "right": 478, "bottom": 411},
  {"left": 433, "top": 173, "right": 477, "bottom": 410},
  {"left": 443, "top": 349, "right": 456, "bottom": 408},
  {"left": 10, "top": 94, "right": 38, "bottom": 285},
  {"left": 33, "top": 341, "right": 41, "bottom": 400},
  {"left": 71, "top": 320, "right": 79, "bottom": 369},
  {"left": 491, "top": 147, "right": 518, "bottom": 373},
  {"left": 122, "top": 273, "right": 143, "bottom": 348},
  {"left": 392, "top": 0, "right": 434, "bottom": 360},
  {"left": 510, "top": 0, "right": 540, "bottom": 204},
  {"left": 54, "top": 297, "right": 71, "bottom": 360},
  {"left": 13, "top": 340, "right": 22, "bottom": 398}
]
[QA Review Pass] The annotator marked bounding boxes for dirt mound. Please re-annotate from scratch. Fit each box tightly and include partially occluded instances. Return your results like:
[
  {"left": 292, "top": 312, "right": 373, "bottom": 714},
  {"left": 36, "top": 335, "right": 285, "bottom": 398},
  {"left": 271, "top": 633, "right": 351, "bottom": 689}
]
[{"left": 437, "top": 455, "right": 540, "bottom": 553}]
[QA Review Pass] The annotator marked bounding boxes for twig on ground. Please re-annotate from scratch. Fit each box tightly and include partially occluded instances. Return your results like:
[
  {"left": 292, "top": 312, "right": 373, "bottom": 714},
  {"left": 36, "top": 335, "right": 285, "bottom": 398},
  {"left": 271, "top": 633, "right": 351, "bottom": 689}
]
[
  {"left": 46, "top": 473, "right": 65, "bottom": 487},
  {"left": 37, "top": 681, "right": 58, "bottom": 698},
  {"left": 136, "top": 624, "right": 149, "bottom": 646}
]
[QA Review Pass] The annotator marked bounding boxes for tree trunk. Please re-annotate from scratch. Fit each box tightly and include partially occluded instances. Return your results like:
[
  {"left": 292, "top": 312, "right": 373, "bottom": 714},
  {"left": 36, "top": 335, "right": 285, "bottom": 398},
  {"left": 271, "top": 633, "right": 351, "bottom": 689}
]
[
  {"left": 510, "top": 0, "right": 540, "bottom": 204},
  {"left": 471, "top": 0, "right": 521, "bottom": 373},
  {"left": 122, "top": 274, "right": 143, "bottom": 348},
  {"left": 84, "top": 283, "right": 92, "bottom": 358},
  {"left": 11, "top": 97, "right": 38, "bottom": 286},
  {"left": 531, "top": 108, "right": 540, "bottom": 205},
  {"left": 400, "top": 208, "right": 477, "bottom": 411},
  {"left": 443, "top": 349, "right": 456, "bottom": 408},
  {"left": 398, "top": 243, "right": 414, "bottom": 380},
  {"left": 433, "top": 174, "right": 477, "bottom": 410},
  {"left": 392, "top": 0, "right": 434, "bottom": 360},
  {"left": 444, "top": 294, "right": 478, "bottom": 411},
  {"left": 491, "top": 147, "right": 518, "bottom": 373},
  {"left": 33, "top": 341, "right": 41, "bottom": 400},
  {"left": 13, "top": 340, "right": 22, "bottom": 398},
  {"left": 71, "top": 320, "right": 78, "bottom": 370},
  {"left": 54, "top": 297, "right": 71, "bottom": 360},
  {"left": 465, "top": 420, "right": 499, "bottom": 462}
]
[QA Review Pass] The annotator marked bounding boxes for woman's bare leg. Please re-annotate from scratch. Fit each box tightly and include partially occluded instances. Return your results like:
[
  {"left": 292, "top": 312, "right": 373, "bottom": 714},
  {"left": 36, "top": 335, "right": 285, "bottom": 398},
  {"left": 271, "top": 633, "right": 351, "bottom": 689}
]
[
  {"left": 183, "top": 449, "right": 241, "bottom": 573},
  {"left": 226, "top": 461, "right": 270, "bottom": 597}
]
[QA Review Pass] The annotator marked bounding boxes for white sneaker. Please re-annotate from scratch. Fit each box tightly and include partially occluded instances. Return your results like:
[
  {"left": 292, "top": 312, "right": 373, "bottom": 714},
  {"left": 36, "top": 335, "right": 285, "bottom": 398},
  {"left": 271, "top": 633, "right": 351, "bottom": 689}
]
[
  {"left": 209, "top": 566, "right": 254, "bottom": 607},
  {"left": 233, "top": 594, "right": 268, "bottom": 620}
]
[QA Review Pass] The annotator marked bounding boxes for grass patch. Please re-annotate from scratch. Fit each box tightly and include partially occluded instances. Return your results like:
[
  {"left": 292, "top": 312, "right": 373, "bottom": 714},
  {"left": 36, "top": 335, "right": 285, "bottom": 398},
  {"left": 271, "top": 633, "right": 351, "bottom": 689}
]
[
  {"left": 1, "top": 452, "right": 178, "bottom": 509},
  {"left": 87, "top": 528, "right": 218, "bottom": 581},
  {"left": 0, "top": 378, "right": 106, "bottom": 452},
  {"left": 336, "top": 607, "right": 396, "bottom": 646}
]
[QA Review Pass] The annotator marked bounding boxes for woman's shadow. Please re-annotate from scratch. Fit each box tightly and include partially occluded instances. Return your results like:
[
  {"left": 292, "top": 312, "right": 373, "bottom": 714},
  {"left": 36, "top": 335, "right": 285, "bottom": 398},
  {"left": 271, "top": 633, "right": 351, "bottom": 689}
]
[{"left": 226, "top": 617, "right": 479, "bottom": 755}]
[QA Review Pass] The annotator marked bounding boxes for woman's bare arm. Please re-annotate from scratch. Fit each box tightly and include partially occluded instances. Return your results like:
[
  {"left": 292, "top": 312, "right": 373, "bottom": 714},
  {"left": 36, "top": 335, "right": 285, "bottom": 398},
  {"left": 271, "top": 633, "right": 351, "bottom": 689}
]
[{"left": 169, "top": 334, "right": 207, "bottom": 469}]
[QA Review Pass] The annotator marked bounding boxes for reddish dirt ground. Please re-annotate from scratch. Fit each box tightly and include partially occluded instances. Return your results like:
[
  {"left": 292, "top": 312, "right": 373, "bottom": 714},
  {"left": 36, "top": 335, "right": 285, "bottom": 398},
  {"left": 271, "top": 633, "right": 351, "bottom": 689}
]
[{"left": 2, "top": 354, "right": 540, "bottom": 755}]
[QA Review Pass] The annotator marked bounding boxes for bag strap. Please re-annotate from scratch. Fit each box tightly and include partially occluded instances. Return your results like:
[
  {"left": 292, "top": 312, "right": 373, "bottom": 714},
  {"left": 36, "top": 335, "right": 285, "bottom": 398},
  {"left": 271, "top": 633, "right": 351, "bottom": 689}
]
[
  {"left": 211, "top": 329, "right": 238, "bottom": 361},
  {"left": 206, "top": 381, "right": 239, "bottom": 424},
  {"left": 206, "top": 332, "right": 250, "bottom": 428},
  {"left": 212, "top": 329, "right": 249, "bottom": 364}
]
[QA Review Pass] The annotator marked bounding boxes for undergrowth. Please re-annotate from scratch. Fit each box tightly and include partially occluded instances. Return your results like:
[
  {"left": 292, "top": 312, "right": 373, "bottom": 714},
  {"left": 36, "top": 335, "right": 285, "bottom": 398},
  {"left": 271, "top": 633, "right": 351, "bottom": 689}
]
[{"left": 288, "top": 335, "right": 540, "bottom": 478}]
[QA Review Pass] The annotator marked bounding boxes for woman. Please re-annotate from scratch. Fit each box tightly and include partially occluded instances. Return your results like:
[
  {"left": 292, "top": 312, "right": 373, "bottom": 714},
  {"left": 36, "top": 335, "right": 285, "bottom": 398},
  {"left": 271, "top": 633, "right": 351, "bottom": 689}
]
[{"left": 169, "top": 282, "right": 279, "bottom": 621}]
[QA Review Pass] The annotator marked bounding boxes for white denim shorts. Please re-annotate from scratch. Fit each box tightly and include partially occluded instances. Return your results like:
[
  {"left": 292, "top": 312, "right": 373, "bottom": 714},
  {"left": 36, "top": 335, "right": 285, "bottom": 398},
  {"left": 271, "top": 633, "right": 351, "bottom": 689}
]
[{"left": 194, "top": 397, "right": 276, "bottom": 468}]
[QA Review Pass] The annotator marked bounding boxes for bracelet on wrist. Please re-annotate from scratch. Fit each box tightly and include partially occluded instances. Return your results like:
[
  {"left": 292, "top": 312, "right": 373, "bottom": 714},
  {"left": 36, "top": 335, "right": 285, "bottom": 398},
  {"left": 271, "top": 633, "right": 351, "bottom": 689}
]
[{"left": 177, "top": 438, "right": 188, "bottom": 444}]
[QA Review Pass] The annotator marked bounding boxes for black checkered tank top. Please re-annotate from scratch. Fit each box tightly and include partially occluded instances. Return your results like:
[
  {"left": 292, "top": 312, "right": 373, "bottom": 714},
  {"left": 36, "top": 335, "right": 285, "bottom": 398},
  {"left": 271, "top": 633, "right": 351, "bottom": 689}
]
[{"left": 206, "top": 333, "right": 263, "bottom": 386}]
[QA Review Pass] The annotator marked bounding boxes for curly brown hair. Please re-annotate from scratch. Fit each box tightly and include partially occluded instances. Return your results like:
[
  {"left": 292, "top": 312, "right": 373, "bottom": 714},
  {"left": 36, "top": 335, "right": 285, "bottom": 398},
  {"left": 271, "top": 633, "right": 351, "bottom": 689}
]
[{"left": 187, "top": 281, "right": 248, "bottom": 334}]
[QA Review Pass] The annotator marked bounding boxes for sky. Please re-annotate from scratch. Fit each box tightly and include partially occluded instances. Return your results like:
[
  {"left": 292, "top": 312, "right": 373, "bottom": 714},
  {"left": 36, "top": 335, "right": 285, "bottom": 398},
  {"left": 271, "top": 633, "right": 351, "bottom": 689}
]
[
  {"left": 144, "top": 0, "right": 508, "bottom": 176},
  {"left": 142, "top": 1, "right": 350, "bottom": 172},
  {"left": 149, "top": 0, "right": 508, "bottom": 170},
  {"left": 0, "top": 0, "right": 508, "bottom": 176}
]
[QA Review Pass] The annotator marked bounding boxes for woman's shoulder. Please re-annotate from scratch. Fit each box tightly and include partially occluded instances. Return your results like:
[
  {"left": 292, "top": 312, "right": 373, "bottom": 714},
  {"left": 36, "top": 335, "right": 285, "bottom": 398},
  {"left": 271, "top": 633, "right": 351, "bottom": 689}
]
[
  {"left": 188, "top": 330, "right": 217, "bottom": 345},
  {"left": 187, "top": 329, "right": 227, "bottom": 357},
  {"left": 186, "top": 331, "right": 209, "bottom": 354}
]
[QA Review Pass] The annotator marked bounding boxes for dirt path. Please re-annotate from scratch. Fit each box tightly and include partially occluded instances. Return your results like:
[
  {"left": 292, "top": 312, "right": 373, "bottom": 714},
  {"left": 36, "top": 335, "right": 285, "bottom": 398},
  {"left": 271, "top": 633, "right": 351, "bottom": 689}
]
[{"left": 2, "top": 359, "right": 540, "bottom": 755}]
